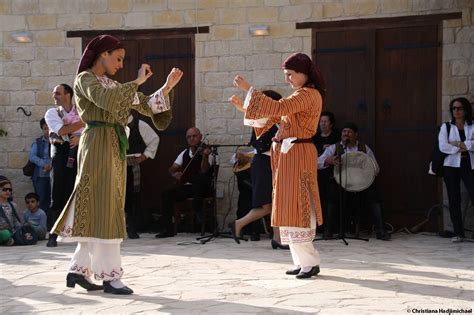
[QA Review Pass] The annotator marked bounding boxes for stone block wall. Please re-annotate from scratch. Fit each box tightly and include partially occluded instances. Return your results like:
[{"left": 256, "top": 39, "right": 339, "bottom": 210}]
[{"left": 0, "top": 0, "right": 472, "bottom": 228}]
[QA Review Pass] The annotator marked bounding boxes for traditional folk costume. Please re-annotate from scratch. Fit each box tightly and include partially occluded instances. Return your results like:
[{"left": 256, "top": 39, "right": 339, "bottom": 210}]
[
  {"left": 51, "top": 35, "right": 173, "bottom": 284},
  {"left": 243, "top": 53, "right": 324, "bottom": 274}
]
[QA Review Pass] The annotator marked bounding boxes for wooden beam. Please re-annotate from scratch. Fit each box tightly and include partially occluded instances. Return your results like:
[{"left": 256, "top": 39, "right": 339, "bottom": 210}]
[
  {"left": 67, "top": 26, "right": 210, "bottom": 38},
  {"left": 297, "top": 12, "right": 462, "bottom": 31}
]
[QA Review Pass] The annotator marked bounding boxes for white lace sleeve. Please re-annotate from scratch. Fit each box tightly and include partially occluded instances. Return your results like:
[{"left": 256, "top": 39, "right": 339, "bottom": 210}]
[{"left": 148, "top": 88, "right": 171, "bottom": 114}]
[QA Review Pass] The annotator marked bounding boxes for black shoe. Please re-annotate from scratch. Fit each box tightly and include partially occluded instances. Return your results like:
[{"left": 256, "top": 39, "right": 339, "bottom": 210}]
[
  {"left": 66, "top": 273, "right": 103, "bottom": 291},
  {"left": 103, "top": 281, "right": 133, "bottom": 295},
  {"left": 46, "top": 234, "right": 58, "bottom": 247},
  {"left": 286, "top": 268, "right": 301, "bottom": 275},
  {"left": 155, "top": 230, "right": 174, "bottom": 238},
  {"left": 228, "top": 221, "right": 240, "bottom": 244},
  {"left": 271, "top": 239, "right": 290, "bottom": 250},
  {"left": 296, "top": 266, "right": 320, "bottom": 279},
  {"left": 376, "top": 232, "right": 391, "bottom": 241},
  {"left": 250, "top": 233, "right": 260, "bottom": 241},
  {"left": 127, "top": 230, "right": 140, "bottom": 239}
]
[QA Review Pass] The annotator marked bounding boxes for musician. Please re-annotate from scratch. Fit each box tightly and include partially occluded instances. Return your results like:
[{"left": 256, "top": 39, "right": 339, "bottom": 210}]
[
  {"left": 318, "top": 122, "right": 390, "bottom": 241},
  {"left": 125, "top": 112, "right": 160, "bottom": 239},
  {"left": 155, "top": 127, "right": 213, "bottom": 238}
]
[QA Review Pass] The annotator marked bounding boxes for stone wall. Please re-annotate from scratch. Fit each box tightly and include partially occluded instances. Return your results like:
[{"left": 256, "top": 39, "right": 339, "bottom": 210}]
[{"left": 0, "top": 0, "right": 472, "bottom": 228}]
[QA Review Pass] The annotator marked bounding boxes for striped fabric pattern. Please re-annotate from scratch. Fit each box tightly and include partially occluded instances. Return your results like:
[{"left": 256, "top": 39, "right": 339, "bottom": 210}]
[
  {"left": 52, "top": 71, "right": 172, "bottom": 240},
  {"left": 245, "top": 87, "right": 323, "bottom": 228}
]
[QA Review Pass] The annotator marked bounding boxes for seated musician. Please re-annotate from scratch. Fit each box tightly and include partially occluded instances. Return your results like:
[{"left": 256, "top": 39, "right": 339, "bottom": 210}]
[
  {"left": 155, "top": 127, "right": 213, "bottom": 238},
  {"left": 318, "top": 122, "right": 391, "bottom": 241}
]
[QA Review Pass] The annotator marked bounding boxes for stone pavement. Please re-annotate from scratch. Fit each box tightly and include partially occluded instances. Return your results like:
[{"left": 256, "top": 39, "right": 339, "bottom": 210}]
[{"left": 1, "top": 233, "right": 473, "bottom": 314}]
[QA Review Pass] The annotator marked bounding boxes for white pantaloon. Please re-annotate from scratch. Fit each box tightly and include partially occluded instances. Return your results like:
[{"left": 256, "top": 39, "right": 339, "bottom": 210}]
[
  {"left": 69, "top": 242, "right": 123, "bottom": 281},
  {"left": 280, "top": 210, "right": 320, "bottom": 269}
]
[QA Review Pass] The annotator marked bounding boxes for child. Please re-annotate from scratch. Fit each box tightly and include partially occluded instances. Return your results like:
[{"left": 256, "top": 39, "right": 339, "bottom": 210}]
[
  {"left": 0, "top": 176, "right": 21, "bottom": 246},
  {"left": 61, "top": 106, "right": 84, "bottom": 168},
  {"left": 23, "top": 192, "right": 48, "bottom": 240}
]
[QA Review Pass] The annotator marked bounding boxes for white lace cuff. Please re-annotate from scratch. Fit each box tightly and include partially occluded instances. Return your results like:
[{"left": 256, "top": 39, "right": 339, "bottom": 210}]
[
  {"left": 243, "top": 87, "right": 254, "bottom": 109},
  {"left": 148, "top": 88, "right": 171, "bottom": 114}
]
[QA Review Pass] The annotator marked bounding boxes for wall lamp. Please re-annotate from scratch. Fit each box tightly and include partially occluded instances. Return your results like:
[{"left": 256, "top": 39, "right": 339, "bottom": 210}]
[
  {"left": 11, "top": 32, "right": 33, "bottom": 43},
  {"left": 249, "top": 25, "right": 269, "bottom": 36}
]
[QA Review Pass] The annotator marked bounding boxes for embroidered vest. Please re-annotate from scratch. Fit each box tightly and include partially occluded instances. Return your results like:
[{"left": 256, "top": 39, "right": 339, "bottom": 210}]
[{"left": 127, "top": 117, "right": 146, "bottom": 155}]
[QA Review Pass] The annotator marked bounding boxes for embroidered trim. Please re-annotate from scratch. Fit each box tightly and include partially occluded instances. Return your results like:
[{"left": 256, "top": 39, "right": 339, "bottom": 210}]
[
  {"left": 299, "top": 171, "right": 313, "bottom": 228},
  {"left": 94, "top": 267, "right": 124, "bottom": 281},
  {"left": 70, "top": 264, "right": 91, "bottom": 277},
  {"left": 74, "top": 174, "right": 90, "bottom": 237},
  {"left": 148, "top": 90, "right": 170, "bottom": 113},
  {"left": 280, "top": 228, "right": 315, "bottom": 244},
  {"left": 59, "top": 224, "right": 73, "bottom": 238}
]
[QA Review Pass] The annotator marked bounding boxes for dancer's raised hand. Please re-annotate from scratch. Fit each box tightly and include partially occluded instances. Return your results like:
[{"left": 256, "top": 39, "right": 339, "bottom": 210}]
[
  {"left": 165, "top": 68, "right": 184, "bottom": 90},
  {"left": 135, "top": 64, "right": 153, "bottom": 85},
  {"left": 233, "top": 75, "right": 251, "bottom": 92},
  {"left": 228, "top": 95, "right": 245, "bottom": 113}
]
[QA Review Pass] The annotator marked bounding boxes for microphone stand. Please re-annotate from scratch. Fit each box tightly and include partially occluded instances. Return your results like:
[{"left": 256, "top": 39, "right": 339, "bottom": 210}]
[{"left": 196, "top": 144, "right": 249, "bottom": 244}]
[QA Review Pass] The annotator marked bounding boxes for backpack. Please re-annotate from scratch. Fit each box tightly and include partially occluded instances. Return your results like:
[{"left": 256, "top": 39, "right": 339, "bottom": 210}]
[
  {"left": 428, "top": 122, "right": 451, "bottom": 177},
  {"left": 23, "top": 137, "right": 46, "bottom": 177}
]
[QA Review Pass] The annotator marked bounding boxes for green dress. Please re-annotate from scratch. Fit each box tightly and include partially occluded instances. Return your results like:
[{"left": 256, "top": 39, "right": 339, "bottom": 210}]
[{"left": 52, "top": 70, "right": 172, "bottom": 240}]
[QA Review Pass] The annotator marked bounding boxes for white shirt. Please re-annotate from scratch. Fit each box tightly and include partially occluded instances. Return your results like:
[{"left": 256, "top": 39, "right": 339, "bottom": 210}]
[
  {"left": 174, "top": 148, "right": 215, "bottom": 166},
  {"left": 439, "top": 122, "right": 474, "bottom": 169},
  {"left": 318, "top": 141, "right": 380, "bottom": 175},
  {"left": 44, "top": 105, "right": 82, "bottom": 137},
  {"left": 126, "top": 116, "right": 160, "bottom": 159}
]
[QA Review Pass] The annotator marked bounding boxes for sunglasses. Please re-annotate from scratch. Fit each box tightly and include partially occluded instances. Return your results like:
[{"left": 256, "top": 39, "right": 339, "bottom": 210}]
[
  {"left": 452, "top": 106, "right": 464, "bottom": 111},
  {"left": 2, "top": 188, "right": 12, "bottom": 192}
]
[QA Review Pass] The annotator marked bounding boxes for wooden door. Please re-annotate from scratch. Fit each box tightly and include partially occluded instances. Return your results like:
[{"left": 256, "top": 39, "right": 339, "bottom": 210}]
[
  {"left": 80, "top": 34, "right": 195, "bottom": 229},
  {"left": 313, "top": 29, "right": 375, "bottom": 147},
  {"left": 313, "top": 24, "right": 440, "bottom": 228},
  {"left": 375, "top": 25, "right": 439, "bottom": 224}
]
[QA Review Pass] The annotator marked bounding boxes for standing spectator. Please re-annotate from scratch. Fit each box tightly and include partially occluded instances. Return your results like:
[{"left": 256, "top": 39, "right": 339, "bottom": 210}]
[
  {"left": 312, "top": 111, "right": 340, "bottom": 238},
  {"left": 28, "top": 118, "right": 51, "bottom": 214},
  {"left": 439, "top": 97, "right": 474, "bottom": 243},
  {"left": 23, "top": 192, "right": 48, "bottom": 240},
  {"left": 44, "top": 83, "right": 84, "bottom": 247}
]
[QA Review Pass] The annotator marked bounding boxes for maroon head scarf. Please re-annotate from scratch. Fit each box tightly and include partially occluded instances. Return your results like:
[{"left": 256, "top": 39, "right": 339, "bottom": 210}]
[
  {"left": 282, "top": 53, "right": 326, "bottom": 97},
  {"left": 76, "top": 34, "right": 124, "bottom": 74}
]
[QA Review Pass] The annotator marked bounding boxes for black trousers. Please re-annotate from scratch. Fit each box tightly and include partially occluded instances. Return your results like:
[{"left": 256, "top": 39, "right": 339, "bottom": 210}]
[
  {"left": 160, "top": 174, "right": 212, "bottom": 233},
  {"left": 326, "top": 178, "right": 381, "bottom": 233},
  {"left": 443, "top": 158, "right": 474, "bottom": 237},
  {"left": 125, "top": 165, "right": 139, "bottom": 231},
  {"left": 49, "top": 143, "right": 77, "bottom": 230}
]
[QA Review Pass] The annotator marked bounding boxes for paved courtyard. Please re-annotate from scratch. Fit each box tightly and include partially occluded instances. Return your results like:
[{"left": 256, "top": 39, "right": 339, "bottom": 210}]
[{"left": 1, "top": 233, "right": 473, "bottom": 314}]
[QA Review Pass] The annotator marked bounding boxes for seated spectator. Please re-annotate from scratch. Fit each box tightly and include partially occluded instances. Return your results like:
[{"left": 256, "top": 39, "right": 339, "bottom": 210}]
[
  {"left": 23, "top": 192, "right": 48, "bottom": 240},
  {"left": 0, "top": 176, "right": 22, "bottom": 246},
  {"left": 28, "top": 118, "right": 51, "bottom": 213}
]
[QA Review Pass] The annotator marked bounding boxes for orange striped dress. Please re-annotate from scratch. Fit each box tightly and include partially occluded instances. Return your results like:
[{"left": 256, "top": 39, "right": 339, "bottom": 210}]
[{"left": 245, "top": 87, "right": 323, "bottom": 229}]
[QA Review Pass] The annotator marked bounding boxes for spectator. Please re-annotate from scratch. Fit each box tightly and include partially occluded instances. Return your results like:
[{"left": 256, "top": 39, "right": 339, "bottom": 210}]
[
  {"left": 439, "top": 97, "right": 474, "bottom": 243},
  {"left": 28, "top": 118, "right": 51, "bottom": 213},
  {"left": 23, "top": 192, "right": 48, "bottom": 240},
  {"left": 44, "top": 83, "right": 84, "bottom": 247},
  {"left": 0, "top": 176, "right": 21, "bottom": 246}
]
